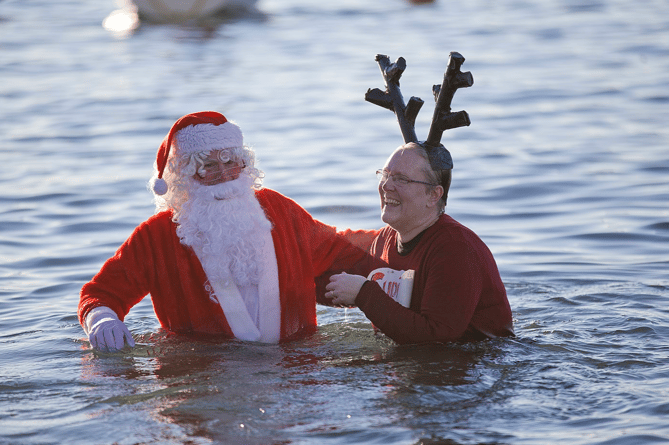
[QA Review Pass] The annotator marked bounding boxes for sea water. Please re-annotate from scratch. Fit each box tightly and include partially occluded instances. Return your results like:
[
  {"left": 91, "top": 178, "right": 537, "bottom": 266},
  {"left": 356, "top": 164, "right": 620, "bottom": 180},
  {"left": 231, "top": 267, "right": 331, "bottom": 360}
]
[{"left": 1, "top": 0, "right": 668, "bottom": 443}]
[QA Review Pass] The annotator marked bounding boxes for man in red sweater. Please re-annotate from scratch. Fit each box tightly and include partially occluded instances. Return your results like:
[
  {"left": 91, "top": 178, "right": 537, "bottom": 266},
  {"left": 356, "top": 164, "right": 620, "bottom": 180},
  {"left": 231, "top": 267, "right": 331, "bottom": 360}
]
[
  {"left": 78, "top": 111, "right": 372, "bottom": 351},
  {"left": 325, "top": 142, "right": 514, "bottom": 344}
]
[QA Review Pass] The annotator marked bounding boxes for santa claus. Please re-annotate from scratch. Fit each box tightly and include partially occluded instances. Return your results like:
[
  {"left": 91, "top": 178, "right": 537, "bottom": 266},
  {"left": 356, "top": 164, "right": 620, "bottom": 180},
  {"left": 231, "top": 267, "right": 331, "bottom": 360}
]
[{"left": 78, "top": 111, "right": 374, "bottom": 351}]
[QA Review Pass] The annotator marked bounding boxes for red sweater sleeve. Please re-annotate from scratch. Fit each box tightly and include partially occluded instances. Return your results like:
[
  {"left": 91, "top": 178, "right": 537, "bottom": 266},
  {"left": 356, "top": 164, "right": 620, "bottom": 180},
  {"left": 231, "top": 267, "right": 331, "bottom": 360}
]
[{"left": 356, "top": 239, "right": 482, "bottom": 344}]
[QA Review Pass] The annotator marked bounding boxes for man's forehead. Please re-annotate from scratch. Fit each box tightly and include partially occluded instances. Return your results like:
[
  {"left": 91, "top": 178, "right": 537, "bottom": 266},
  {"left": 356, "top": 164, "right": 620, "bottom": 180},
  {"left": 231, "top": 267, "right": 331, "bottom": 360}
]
[{"left": 385, "top": 148, "right": 426, "bottom": 172}]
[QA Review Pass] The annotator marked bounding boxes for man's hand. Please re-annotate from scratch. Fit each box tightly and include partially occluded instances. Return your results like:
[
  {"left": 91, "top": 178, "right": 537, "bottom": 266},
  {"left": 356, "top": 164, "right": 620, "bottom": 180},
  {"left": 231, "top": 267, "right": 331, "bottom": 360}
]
[
  {"left": 325, "top": 272, "right": 367, "bottom": 306},
  {"left": 85, "top": 307, "right": 135, "bottom": 352}
]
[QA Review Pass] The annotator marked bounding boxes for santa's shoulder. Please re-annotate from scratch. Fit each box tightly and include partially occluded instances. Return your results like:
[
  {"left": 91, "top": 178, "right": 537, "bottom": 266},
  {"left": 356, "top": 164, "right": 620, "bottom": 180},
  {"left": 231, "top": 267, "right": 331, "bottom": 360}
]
[
  {"left": 137, "top": 210, "right": 176, "bottom": 231},
  {"left": 255, "top": 188, "right": 299, "bottom": 207},
  {"left": 255, "top": 188, "right": 311, "bottom": 220},
  {"left": 119, "top": 210, "right": 177, "bottom": 245},
  {"left": 147, "top": 209, "right": 174, "bottom": 222}
]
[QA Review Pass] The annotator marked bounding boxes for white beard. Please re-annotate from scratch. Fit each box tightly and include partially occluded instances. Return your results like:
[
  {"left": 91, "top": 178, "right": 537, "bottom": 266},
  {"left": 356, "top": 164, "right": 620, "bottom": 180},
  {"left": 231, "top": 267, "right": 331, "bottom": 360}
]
[{"left": 174, "top": 174, "right": 273, "bottom": 287}]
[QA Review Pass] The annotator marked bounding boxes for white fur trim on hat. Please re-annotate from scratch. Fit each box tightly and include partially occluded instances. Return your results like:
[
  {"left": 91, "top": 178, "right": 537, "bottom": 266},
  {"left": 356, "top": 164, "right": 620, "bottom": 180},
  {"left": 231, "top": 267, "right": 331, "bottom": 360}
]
[{"left": 175, "top": 122, "right": 243, "bottom": 155}]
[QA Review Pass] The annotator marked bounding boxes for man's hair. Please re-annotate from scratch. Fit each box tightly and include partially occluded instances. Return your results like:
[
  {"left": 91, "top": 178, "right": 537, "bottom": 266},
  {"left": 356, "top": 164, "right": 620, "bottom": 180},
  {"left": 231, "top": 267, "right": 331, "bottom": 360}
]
[{"left": 406, "top": 142, "right": 452, "bottom": 214}]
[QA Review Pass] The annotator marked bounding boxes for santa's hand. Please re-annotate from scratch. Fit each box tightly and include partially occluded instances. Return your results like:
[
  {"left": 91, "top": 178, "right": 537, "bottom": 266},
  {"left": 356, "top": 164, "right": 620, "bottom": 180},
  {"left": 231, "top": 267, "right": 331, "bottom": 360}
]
[
  {"left": 325, "top": 272, "right": 367, "bottom": 306},
  {"left": 85, "top": 307, "right": 135, "bottom": 352}
]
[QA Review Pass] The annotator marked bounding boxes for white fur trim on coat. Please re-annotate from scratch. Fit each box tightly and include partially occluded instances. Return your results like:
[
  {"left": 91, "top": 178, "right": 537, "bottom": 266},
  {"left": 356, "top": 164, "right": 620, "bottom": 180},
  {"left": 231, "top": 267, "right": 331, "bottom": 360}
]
[{"left": 197, "top": 226, "right": 281, "bottom": 343}]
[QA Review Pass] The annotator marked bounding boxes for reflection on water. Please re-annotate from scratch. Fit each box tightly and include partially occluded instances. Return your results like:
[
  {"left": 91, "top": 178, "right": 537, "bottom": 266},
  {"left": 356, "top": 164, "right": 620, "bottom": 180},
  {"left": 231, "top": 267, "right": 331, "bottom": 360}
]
[{"left": 79, "top": 326, "right": 512, "bottom": 444}]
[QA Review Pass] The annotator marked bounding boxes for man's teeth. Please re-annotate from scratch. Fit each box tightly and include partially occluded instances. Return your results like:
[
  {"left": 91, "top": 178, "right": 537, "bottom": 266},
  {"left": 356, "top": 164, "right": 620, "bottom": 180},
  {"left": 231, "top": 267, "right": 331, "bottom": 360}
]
[{"left": 385, "top": 198, "right": 400, "bottom": 205}]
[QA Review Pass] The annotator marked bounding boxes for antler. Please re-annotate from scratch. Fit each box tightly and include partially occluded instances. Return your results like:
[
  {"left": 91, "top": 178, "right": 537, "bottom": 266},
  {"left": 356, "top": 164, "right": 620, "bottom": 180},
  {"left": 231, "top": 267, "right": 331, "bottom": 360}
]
[
  {"left": 365, "top": 52, "right": 473, "bottom": 169},
  {"left": 364, "top": 55, "right": 424, "bottom": 143},
  {"left": 425, "top": 52, "right": 473, "bottom": 147}
]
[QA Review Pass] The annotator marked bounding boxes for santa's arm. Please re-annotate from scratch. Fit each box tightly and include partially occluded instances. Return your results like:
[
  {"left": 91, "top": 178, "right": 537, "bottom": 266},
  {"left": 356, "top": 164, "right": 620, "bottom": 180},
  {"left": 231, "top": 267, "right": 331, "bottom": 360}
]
[
  {"left": 311, "top": 227, "right": 379, "bottom": 306},
  {"left": 79, "top": 230, "right": 152, "bottom": 323},
  {"left": 336, "top": 228, "right": 379, "bottom": 252},
  {"left": 78, "top": 219, "right": 157, "bottom": 349}
]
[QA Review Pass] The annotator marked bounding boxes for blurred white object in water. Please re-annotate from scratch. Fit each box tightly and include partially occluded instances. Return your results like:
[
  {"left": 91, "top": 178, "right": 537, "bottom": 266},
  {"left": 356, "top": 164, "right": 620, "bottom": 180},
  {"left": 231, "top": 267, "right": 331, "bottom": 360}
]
[
  {"left": 103, "top": 9, "right": 140, "bottom": 37},
  {"left": 120, "top": 0, "right": 259, "bottom": 23}
]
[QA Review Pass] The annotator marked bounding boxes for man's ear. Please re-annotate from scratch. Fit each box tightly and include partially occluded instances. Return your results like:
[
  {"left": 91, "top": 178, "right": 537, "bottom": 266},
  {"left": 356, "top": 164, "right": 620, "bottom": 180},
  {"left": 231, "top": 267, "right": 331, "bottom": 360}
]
[{"left": 427, "top": 185, "right": 444, "bottom": 208}]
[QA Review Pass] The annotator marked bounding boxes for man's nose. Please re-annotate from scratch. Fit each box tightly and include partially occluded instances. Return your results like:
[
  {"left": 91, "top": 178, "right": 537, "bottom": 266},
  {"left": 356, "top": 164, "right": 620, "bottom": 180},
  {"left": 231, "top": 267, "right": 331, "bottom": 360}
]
[{"left": 380, "top": 175, "right": 395, "bottom": 191}]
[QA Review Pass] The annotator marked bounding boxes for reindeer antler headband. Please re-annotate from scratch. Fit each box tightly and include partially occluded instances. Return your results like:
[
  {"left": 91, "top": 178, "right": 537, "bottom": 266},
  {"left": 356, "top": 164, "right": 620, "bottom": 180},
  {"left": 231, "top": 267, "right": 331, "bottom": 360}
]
[{"left": 365, "top": 52, "right": 473, "bottom": 170}]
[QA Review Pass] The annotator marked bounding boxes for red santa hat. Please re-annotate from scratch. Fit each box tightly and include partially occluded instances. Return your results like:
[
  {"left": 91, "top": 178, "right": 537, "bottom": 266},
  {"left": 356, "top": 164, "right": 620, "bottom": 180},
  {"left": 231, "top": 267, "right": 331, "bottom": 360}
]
[{"left": 152, "top": 111, "right": 243, "bottom": 195}]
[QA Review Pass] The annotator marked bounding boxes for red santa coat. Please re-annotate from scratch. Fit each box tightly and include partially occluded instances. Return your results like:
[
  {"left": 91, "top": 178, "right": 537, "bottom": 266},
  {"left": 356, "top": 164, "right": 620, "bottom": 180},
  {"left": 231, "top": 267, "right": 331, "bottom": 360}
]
[{"left": 78, "top": 188, "right": 373, "bottom": 342}]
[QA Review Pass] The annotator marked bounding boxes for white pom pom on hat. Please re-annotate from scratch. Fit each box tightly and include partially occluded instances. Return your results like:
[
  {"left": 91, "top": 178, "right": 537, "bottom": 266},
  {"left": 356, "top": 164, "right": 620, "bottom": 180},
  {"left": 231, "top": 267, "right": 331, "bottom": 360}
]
[
  {"left": 152, "top": 177, "right": 168, "bottom": 195},
  {"left": 152, "top": 111, "right": 243, "bottom": 195}
]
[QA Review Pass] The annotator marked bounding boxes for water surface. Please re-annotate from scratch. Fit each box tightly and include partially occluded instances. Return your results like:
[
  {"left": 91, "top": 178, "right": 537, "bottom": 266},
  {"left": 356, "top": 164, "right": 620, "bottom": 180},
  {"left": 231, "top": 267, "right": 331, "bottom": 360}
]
[{"left": 1, "top": 0, "right": 668, "bottom": 443}]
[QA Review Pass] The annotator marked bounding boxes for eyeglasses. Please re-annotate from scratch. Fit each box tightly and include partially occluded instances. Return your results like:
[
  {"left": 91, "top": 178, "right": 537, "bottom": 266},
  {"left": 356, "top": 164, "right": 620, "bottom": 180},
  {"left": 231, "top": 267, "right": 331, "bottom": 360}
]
[
  {"left": 197, "top": 164, "right": 245, "bottom": 178},
  {"left": 376, "top": 169, "right": 437, "bottom": 187},
  {"left": 195, "top": 162, "right": 246, "bottom": 185}
]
